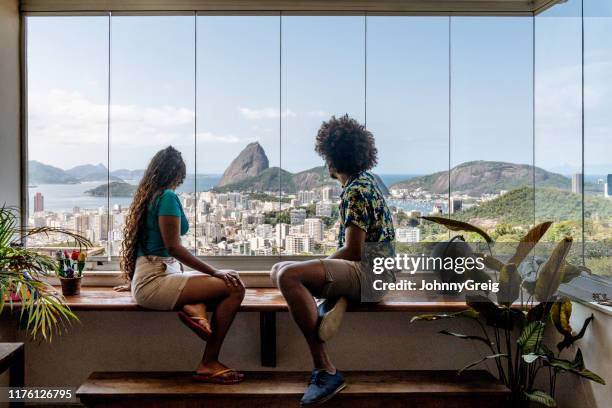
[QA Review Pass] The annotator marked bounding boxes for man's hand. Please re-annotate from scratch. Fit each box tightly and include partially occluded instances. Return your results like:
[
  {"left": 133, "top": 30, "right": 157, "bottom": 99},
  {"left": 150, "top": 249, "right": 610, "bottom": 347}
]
[{"left": 212, "top": 269, "right": 244, "bottom": 288}]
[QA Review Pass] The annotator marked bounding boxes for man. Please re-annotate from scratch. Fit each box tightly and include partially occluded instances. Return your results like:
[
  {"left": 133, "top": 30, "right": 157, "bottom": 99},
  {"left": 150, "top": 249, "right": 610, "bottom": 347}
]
[{"left": 271, "top": 114, "right": 395, "bottom": 406}]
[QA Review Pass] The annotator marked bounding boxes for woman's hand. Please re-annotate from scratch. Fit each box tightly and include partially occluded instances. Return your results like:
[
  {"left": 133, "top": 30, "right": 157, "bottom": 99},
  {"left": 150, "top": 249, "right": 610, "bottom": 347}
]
[{"left": 212, "top": 269, "right": 244, "bottom": 288}]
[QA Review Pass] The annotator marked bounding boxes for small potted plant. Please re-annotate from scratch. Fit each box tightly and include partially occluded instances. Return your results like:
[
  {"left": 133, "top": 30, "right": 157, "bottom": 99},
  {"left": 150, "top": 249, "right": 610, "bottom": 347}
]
[{"left": 56, "top": 249, "right": 87, "bottom": 296}]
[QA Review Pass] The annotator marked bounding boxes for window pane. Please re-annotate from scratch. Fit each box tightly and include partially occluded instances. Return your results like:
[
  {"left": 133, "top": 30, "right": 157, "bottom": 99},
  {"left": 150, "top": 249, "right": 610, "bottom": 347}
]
[
  {"left": 367, "top": 16, "right": 450, "bottom": 243},
  {"left": 584, "top": 0, "right": 612, "bottom": 278},
  {"left": 450, "top": 17, "right": 534, "bottom": 247},
  {"left": 196, "top": 15, "right": 280, "bottom": 256},
  {"left": 109, "top": 16, "right": 196, "bottom": 255},
  {"left": 281, "top": 16, "right": 365, "bottom": 255},
  {"left": 27, "top": 16, "right": 109, "bottom": 256},
  {"left": 535, "top": 0, "right": 583, "bottom": 264}
]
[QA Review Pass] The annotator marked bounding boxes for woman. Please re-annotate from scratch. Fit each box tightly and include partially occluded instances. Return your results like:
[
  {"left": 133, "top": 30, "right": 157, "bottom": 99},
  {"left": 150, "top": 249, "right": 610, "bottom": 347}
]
[{"left": 120, "top": 146, "right": 245, "bottom": 384}]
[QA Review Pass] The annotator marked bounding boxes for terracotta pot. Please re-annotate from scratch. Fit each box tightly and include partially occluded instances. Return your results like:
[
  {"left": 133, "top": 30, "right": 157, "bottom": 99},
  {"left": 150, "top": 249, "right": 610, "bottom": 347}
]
[{"left": 60, "top": 277, "right": 82, "bottom": 296}]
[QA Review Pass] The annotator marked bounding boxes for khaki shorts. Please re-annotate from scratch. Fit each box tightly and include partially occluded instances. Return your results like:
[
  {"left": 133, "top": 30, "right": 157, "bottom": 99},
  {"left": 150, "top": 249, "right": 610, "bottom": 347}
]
[
  {"left": 319, "top": 259, "right": 363, "bottom": 302},
  {"left": 131, "top": 256, "right": 201, "bottom": 310}
]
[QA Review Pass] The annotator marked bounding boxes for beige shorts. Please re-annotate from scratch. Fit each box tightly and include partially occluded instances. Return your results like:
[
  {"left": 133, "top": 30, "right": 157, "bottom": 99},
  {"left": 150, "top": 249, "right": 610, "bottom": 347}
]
[
  {"left": 131, "top": 256, "right": 201, "bottom": 310},
  {"left": 319, "top": 259, "right": 363, "bottom": 302}
]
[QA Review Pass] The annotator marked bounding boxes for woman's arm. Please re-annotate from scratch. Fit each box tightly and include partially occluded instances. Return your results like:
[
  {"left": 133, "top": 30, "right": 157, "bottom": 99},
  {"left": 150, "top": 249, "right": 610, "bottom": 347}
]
[{"left": 159, "top": 215, "right": 242, "bottom": 287}]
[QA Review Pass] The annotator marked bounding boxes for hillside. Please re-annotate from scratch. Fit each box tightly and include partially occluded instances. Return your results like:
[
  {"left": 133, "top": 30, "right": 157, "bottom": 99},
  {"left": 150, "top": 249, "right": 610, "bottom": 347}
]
[
  {"left": 217, "top": 142, "right": 269, "bottom": 187},
  {"left": 85, "top": 181, "right": 136, "bottom": 197},
  {"left": 29, "top": 160, "right": 122, "bottom": 184},
  {"left": 214, "top": 144, "right": 390, "bottom": 194},
  {"left": 214, "top": 167, "right": 295, "bottom": 193},
  {"left": 29, "top": 160, "right": 78, "bottom": 184},
  {"left": 391, "top": 161, "right": 570, "bottom": 196},
  {"left": 454, "top": 186, "right": 612, "bottom": 225}
]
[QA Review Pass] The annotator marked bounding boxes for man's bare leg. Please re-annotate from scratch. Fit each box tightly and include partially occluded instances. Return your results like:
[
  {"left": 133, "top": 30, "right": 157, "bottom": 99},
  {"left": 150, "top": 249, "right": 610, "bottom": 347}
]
[{"left": 273, "top": 260, "right": 335, "bottom": 373}]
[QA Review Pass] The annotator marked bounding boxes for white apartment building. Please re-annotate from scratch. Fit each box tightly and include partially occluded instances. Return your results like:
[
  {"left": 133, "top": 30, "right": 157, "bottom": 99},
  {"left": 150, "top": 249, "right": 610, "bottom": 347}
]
[
  {"left": 304, "top": 218, "right": 324, "bottom": 242},
  {"left": 396, "top": 227, "right": 421, "bottom": 243}
]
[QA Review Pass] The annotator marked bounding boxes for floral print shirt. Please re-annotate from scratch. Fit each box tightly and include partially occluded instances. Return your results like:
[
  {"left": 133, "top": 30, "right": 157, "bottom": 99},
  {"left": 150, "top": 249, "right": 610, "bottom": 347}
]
[{"left": 337, "top": 171, "right": 395, "bottom": 248}]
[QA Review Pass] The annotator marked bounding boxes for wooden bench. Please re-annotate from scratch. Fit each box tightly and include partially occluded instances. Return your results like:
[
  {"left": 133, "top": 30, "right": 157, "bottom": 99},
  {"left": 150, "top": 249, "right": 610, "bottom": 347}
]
[
  {"left": 0, "top": 343, "right": 25, "bottom": 408},
  {"left": 34, "top": 286, "right": 472, "bottom": 368},
  {"left": 76, "top": 370, "right": 510, "bottom": 408}
]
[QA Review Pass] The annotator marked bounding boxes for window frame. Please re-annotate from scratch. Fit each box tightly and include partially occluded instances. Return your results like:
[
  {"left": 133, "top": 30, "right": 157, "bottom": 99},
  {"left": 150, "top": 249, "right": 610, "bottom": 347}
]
[{"left": 20, "top": 8, "right": 611, "bottom": 305}]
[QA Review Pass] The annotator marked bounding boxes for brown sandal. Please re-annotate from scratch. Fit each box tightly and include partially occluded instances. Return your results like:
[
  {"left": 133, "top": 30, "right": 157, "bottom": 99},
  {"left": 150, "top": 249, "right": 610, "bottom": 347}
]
[
  {"left": 192, "top": 368, "right": 244, "bottom": 384},
  {"left": 177, "top": 311, "right": 212, "bottom": 341}
]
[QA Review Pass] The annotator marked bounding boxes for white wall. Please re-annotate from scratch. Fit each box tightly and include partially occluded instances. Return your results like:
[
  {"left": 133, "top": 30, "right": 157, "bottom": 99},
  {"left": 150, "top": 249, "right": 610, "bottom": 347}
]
[
  {"left": 554, "top": 303, "right": 612, "bottom": 407},
  {"left": 1, "top": 307, "right": 610, "bottom": 407},
  {"left": 0, "top": 0, "right": 21, "bottom": 209}
]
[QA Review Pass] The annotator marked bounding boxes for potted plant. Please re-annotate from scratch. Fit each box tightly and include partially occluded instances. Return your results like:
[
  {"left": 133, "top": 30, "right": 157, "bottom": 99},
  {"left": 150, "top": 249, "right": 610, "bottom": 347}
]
[
  {"left": 0, "top": 205, "right": 91, "bottom": 340},
  {"left": 55, "top": 249, "right": 88, "bottom": 296},
  {"left": 412, "top": 217, "right": 605, "bottom": 407}
]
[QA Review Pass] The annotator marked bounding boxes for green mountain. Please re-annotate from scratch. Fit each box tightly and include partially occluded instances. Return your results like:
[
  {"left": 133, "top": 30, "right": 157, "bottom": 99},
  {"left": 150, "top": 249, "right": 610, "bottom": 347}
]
[
  {"left": 214, "top": 167, "right": 295, "bottom": 193},
  {"left": 454, "top": 186, "right": 612, "bottom": 225},
  {"left": 29, "top": 160, "right": 122, "bottom": 184},
  {"left": 391, "top": 161, "right": 570, "bottom": 196},
  {"left": 85, "top": 181, "right": 136, "bottom": 197},
  {"left": 29, "top": 160, "right": 78, "bottom": 184},
  {"left": 214, "top": 143, "right": 390, "bottom": 194}
]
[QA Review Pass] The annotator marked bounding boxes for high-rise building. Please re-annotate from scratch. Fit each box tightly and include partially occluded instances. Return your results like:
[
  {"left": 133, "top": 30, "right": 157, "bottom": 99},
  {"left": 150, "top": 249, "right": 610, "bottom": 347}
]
[
  {"left": 605, "top": 174, "right": 612, "bottom": 198},
  {"left": 255, "top": 224, "right": 273, "bottom": 239},
  {"left": 285, "top": 234, "right": 312, "bottom": 255},
  {"left": 33, "top": 192, "right": 44, "bottom": 213},
  {"left": 572, "top": 173, "right": 583, "bottom": 194},
  {"left": 396, "top": 227, "right": 420, "bottom": 243},
  {"left": 290, "top": 208, "right": 307, "bottom": 225},
  {"left": 298, "top": 190, "right": 317, "bottom": 204},
  {"left": 316, "top": 201, "right": 333, "bottom": 217},
  {"left": 450, "top": 197, "right": 462, "bottom": 214},
  {"left": 275, "top": 223, "right": 290, "bottom": 244},
  {"left": 304, "top": 218, "right": 324, "bottom": 242}
]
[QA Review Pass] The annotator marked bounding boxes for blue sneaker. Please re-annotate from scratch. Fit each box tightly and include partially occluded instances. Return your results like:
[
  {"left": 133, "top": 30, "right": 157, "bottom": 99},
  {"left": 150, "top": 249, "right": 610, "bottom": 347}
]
[{"left": 300, "top": 369, "right": 346, "bottom": 406}]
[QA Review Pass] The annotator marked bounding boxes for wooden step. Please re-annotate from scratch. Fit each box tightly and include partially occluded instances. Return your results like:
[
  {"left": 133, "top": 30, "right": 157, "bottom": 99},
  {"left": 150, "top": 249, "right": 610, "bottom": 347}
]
[{"left": 77, "top": 370, "right": 509, "bottom": 408}]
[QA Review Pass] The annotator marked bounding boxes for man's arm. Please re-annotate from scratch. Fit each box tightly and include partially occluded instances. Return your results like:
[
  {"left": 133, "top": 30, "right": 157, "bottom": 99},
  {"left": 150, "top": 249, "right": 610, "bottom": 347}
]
[{"left": 327, "top": 223, "right": 366, "bottom": 261}]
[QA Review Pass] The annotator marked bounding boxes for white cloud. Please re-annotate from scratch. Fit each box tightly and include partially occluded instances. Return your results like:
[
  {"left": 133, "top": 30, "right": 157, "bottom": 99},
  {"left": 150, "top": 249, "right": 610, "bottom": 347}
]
[
  {"left": 304, "top": 110, "right": 330, "bottom": 118},
  {"left": 28, "top": 88, "right": 196, "bottom": 148},
  {"left": 197, "top": 131, "right": 240, "bottom": 143},
  {"left": 238, "top": 107, "right": 296, "bottom": 120}
]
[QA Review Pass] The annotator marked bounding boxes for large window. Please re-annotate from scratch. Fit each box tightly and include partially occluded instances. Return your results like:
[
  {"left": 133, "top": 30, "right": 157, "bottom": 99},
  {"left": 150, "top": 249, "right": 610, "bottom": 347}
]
[
  {"left": 584, "top": 0, "right": 612, "bottom": 278},
  {"left": 281, "top": 16, "right": 365, "bottom": 255},
  {"left": 27, "top": 16, "right": 109, "bottom": 256},
  {"left": 25, "top": 8, "right": 611, "bottom": 282}
]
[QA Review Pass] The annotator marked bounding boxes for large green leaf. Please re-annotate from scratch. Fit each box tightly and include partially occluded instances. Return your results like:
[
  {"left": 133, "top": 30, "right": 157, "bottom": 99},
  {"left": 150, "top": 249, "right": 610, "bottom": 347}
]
[
  {"left": 545, "top": 357, "right": 606, "bottom": 385},
  {"left": 410, "top": 308, "right": 479, "bottom": 323},
  {"left": 439, "top": 330, "right": 493, "bottom": 347},
  {"left": 497, "top": 263, "right": 521, "bottom": 306},
  {"left": 534, "top": 237, "right": 573, "bottom": 302},
  {"left": 466, "top": 294, "right": 513, "bottom": 330},
  {"left": 517, "top": 321, "right": 545, "bottom": 353},
  {"left": 508, "top": 222, "right": 553, "bottom": 266},
  {"left": 420, "top": 216, "right": 493, "bottom": 243},
  {"left": 458, "top": 353, "right": 508, "bottom": 375},
  {"left": 527, "top": 301, "right": 553, "bottom": 323},
  {"left": 560, "top": 262, "right": 591, "bottom": 284},
  {"left": 478, "top": 253, "right": 505, "bottom": 272},
  {"left": 524, "top": 390, "right": 557, "bottom": 407}
]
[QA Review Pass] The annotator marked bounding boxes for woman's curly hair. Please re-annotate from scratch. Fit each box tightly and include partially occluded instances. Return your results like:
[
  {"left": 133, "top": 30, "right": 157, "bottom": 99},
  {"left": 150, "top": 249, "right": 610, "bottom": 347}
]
[
  {"left": 120, "top": 146, "right": 186, "bottom": 280},
  {"left": 315, "top": 114, "right": 378, "bottom": 175}
]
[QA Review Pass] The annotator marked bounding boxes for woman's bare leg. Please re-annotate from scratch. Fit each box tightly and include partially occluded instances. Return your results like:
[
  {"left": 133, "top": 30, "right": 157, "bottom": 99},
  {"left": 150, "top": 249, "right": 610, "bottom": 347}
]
[
  {"left": 175, "top": 274, "right": 245, "bottom": 376},
  {"left": 182, "top": 303, "right": 210, "bottom": 332}
]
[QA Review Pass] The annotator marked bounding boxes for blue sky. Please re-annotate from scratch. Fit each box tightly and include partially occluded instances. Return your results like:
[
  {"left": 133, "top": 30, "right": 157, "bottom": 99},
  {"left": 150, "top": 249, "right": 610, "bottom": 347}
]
[{"left": 26, "top": 0, "right": 610, "bottom": 176}]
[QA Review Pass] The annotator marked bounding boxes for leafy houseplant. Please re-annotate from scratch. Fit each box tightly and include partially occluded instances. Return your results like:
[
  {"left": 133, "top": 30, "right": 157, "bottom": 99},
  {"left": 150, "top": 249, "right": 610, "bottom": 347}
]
[
  {"left": 412, "top": 217, "right": 605, "bottom": 407},
  {"left": 0, "top": 206, "right": 91, "bottom": 340}
]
